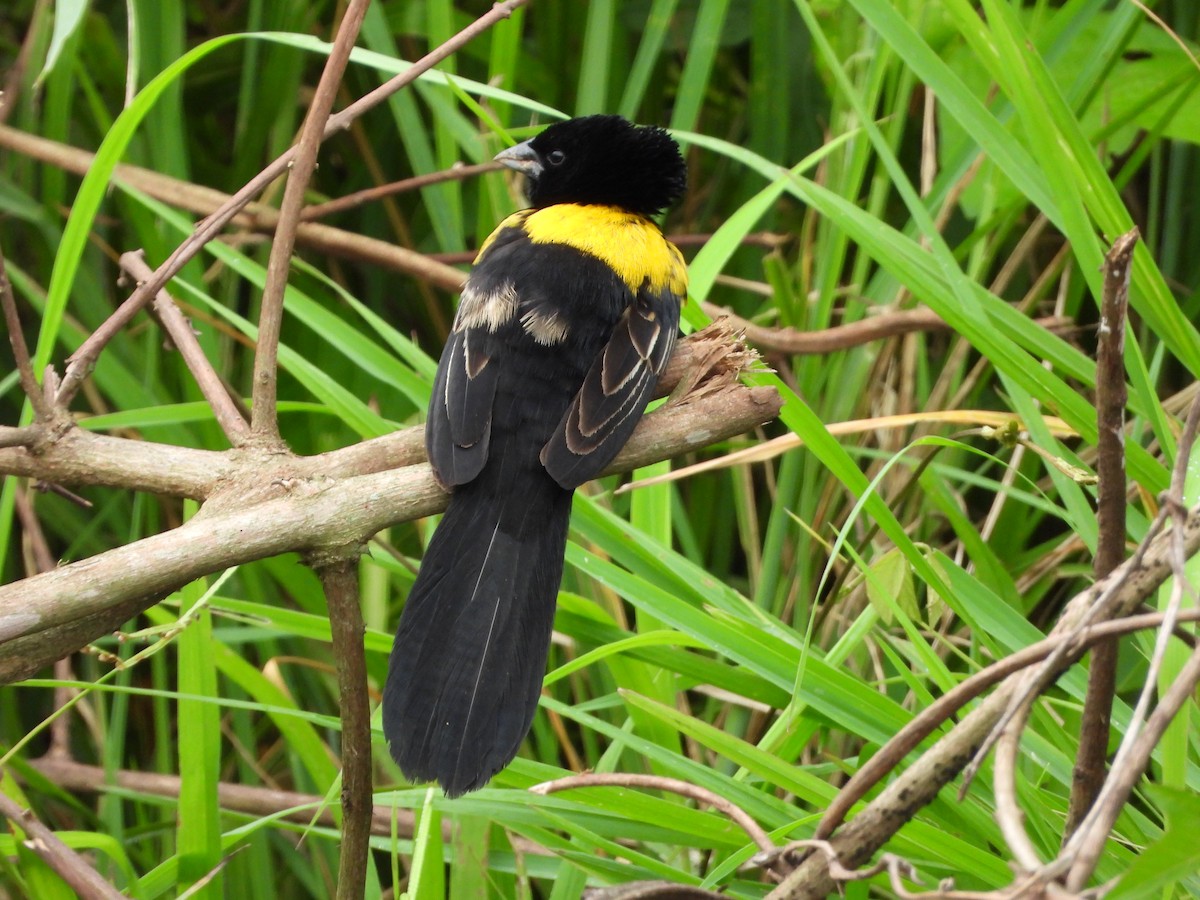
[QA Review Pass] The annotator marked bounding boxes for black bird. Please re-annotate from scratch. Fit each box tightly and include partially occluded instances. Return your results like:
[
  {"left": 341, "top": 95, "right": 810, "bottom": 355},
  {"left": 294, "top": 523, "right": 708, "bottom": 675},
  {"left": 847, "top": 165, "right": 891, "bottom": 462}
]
[{"left": 382, "top": 115, "right": 687, "bottom": 796}]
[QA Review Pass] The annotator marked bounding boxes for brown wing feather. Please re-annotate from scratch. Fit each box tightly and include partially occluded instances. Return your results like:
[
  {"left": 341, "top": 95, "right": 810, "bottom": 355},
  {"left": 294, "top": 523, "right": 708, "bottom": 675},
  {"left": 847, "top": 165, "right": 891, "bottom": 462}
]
[{"left": 541, "top": 289, "right": 679, "bottom": 489}]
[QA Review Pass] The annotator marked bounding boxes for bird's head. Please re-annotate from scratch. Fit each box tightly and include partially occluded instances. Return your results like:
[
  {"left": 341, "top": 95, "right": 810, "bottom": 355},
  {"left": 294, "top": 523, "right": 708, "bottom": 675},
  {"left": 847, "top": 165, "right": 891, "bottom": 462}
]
[{"left": 494, "top": 115, "right": 686, "bottom": 217}]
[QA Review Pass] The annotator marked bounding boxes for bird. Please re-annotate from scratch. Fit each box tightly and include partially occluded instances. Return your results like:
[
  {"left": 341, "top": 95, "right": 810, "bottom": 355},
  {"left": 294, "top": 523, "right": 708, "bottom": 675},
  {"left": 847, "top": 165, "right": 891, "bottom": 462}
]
[{"left": 382, "top": 114, "right": 688, "bottom": 797}]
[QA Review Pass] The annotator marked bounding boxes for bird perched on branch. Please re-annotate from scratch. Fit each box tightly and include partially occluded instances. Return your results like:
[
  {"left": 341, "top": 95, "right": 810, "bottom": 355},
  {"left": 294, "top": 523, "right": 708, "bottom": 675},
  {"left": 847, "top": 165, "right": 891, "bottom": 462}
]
[{"left": 382, "top": 115, "right": 688, "bottom": 796}]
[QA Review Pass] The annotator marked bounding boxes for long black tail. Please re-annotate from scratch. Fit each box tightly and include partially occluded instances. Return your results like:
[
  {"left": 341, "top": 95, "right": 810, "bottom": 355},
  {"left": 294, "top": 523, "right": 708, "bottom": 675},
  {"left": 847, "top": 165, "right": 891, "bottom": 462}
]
[{"left": 382, "top": 474, "right": 572, "bottom": 796}]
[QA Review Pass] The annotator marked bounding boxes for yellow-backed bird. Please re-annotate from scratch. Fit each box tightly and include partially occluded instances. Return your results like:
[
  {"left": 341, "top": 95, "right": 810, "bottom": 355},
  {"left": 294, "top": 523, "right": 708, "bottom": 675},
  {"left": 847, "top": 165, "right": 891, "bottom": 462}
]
[{"left": 383, "top": 115, "right": 687, "bottom": 796}]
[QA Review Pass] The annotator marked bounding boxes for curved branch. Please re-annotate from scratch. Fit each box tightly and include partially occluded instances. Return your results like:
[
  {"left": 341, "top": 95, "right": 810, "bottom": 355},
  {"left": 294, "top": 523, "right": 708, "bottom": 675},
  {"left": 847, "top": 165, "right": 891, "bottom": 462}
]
[
  {"left": 766, "top": 501, "right": 1200, "bottom": 900},
  {"left": 0, "top": 331, "right": 739, "bottom": 499},
  {"left": 0, "top": 378, "right": 781, "bottom": 683}
]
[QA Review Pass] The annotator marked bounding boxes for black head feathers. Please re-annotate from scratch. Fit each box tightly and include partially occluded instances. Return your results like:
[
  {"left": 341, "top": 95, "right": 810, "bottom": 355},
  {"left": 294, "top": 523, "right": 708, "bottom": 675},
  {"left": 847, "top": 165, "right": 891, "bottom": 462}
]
[{"left": 494, "top": 115, "right": 687, "bottom": 217}]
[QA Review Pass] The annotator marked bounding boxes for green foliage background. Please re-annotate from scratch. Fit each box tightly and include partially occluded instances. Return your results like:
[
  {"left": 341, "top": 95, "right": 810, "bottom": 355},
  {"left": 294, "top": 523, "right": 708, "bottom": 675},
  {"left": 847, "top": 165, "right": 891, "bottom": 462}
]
[{"left": 1, "top": 0, "right": 1199, "bottom": 897}]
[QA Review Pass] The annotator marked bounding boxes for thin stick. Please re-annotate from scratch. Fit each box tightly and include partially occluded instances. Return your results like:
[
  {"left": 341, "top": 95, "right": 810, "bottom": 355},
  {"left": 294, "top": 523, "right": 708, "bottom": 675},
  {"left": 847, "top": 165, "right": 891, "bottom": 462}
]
[
  {"left": 317, "top": 557, "right": 372, "bottom": 900},
  {"left": 21, "top": 756, "right": 549, "bottom": 855},
  {"left": 699, "top": 301, "right": 1075, "bottom": 356},
  {"left": 0, "top": 793, "right": 125, "bottom": 899},
  {"left": 768, "top": 502, "right": 1200, "bottom": 900},
  {"left": 993, "top": 698, "right": 1044, "bottom": 871},
  {"left": 250, "top": 0, "right": 371, "bottom": 443},
  {"left": 0, "top": 124, "right": 466, "bottom": 291},
  {"left": 119, "top": 251, "right": 250, "bottom": 444},
  {"left": 1065, "top": 228, "right": 1137, "bottom": 837},
  {"left": 301, "top": 161, "right": 503, "bottom": 220},
  {"left": 1063, "top": 391, "right": 1200, "bottom": 887},
  {"left": 531, "top": 772, "right": 778, "bottom": 857},
  {"left": 1, "top": 245, "right": 52, "bottom": 421},
  {"left": 812, "top": 608, "right": 1200, "bottom": 842},
  {"left": 53, "top": 0, "right": 529, "bottom": 409},
  {"left": 1066, "top": 643, "right": 1200, "bottom": 891}
]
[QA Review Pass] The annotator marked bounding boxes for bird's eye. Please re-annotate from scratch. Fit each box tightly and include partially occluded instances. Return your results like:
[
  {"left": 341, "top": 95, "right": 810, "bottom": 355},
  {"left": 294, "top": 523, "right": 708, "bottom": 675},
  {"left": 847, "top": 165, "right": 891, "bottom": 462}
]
[{"left": 546, "top": 150, "right": 566, "bottom": 166}]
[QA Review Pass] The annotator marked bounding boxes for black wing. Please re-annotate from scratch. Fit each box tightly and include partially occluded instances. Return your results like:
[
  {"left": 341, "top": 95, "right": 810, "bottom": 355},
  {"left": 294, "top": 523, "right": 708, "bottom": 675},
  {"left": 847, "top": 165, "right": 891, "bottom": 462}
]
[
  {"left": 425, "top": 221, "right": 530, "bottom": 487},
  {"left": 540, "top": 285, "right": 680, "bottom": 490},
  {"left": 424, "top": 327, "right": 498, "bottom": 487}
]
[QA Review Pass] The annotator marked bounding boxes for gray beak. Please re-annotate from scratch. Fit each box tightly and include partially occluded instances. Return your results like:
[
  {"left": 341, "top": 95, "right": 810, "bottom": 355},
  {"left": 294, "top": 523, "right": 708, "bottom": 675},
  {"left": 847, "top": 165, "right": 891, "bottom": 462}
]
[{"left": 494, "top": 140, "right": 542, "bottom": 179}]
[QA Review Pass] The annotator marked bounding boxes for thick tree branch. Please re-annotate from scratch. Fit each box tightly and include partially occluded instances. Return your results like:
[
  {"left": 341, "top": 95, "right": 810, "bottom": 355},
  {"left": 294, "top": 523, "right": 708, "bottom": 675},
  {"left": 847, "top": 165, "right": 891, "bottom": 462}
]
[
  {"left": 0, "top": 371, "right": 781, "bottom": 683},
  {"left": 0, "top": 332, "right": 736, "bottom": 497}
]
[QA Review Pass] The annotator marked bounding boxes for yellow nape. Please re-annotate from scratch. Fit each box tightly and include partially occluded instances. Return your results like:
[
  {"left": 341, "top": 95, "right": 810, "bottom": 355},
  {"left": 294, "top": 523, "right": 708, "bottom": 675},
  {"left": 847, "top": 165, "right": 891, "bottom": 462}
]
[{"left": 521, "top": 204, "right": 687, "bottom": 296}]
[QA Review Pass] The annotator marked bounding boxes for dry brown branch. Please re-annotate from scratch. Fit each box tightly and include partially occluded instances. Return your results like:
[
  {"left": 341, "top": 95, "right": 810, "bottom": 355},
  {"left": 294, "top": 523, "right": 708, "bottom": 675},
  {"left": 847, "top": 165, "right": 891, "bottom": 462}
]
[
  {"left": 766, "top": 499, "right": 1200, "bottom": 899},
  {"left": 1065, "top": 640, "right": 1200, "bottom": 890},
  {"left": 0, "top": 425, "right": 44, "bottom": 449},
  {"left": 0, "top": 329, "right": 738, "bottom": 494},
  {"left": 251, "top": 0, "right": 370, "bottom": 445},
  {"left": 19, "top": 756, "right": 549, "bottom": 855},
  {"left": 1061, "top": 390, "right": 1200, "bottom": 888},
  {"left": 699, "top": 300, "right": 1074, "bottom": 356},
  {"left": 0, "top": 124, "right": 466, "bottom": 291},
  {"left": 51, "top": 0, "right": 529, "bottom": 409},
  {"left": 119, "top": 251, "right": 250, "bottom": 444},
  {"left": 315, "top": 557, "right": 371, "bottom": 900},
  {"left": 1, "top": 244, "right": 53, "bottom": 422},
  {"left": 1065, "top": 228, "right": 1137, "bottom": 837},
  {"left": 530, "top": 772, "right": 778, "bottom": 860},
  {"left": 301, "top": 161, "right": 504, "bottom": 220},
  {"left": 0, "top": 0, "right": 44, "bottom": 125},
  {"left": 0, "top": 791, "right": 125, "bottom": 900},
  {"left": 813, "top": 607, "right": 1200, "bottom": 842},
  {"left": 0, "top": 365, "right": 781, "bottom": 683}
]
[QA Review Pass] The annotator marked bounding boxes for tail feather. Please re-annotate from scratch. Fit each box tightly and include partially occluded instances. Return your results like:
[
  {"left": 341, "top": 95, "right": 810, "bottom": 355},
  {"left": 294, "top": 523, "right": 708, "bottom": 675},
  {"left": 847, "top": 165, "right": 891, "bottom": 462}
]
[{"left": 382, "top": 479, "right": 571, "bottom": 796}]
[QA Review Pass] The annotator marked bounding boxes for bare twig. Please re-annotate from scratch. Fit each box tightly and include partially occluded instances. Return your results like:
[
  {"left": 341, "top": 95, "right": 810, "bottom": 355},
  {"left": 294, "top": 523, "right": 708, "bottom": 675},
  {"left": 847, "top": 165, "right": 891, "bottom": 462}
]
[
  {"left": 53, "top": 0, "right": 529, "bottom": 408},
  {"left": 315, "top": 557, "right": 371, "bottom": 900},
  {"left": 1062, "top": 390, "right": 1200, "bottom": 887},
  {"left": 1064, "top": 641, "right": 1200, "bottom": 890},
  {"left": 767, "top": 502, "right": 1200, "bottom": 900},
  {"left": 993, "top": 699, "right": 1044, "bottom": 871},
  {"left": 0, "top": 0, "right": 46, "bottom": 125},
  {"left": 813, "top": 608, "right": 1200, "bottom": 842},
  {"left": 1065, "top": 228, "right": 1137, "bottom": 837},
  {"left": 758, "top": 841, "right": 916, "bottom": 887},
  {"left": 962, "top": 506, "right": 1170, "bottom": 790},
  {"left": 699, "top": 300, "right": 1074, "bottom": 356},
  {"left": 250, "top": 0, "right": 371, "bottom": 443},
  {"left": 119, "top": 251, "right": 250, "bottom": 444},
  {"left": 21, "top": 756, "right": 549, "bottom": 854},
  {"left": 0, "top": 792, "right": 125, "bottom": 899},
  {"left": 1, "top": 244, "right": 53, "bottom": 421},
  {"left": 531, "top": 772, "right": 777, "bottom": 859},
  {"left": 301, "top": 161, "right": 504, "bottom": 220},
  {"left": 0, "top": 124, "right": 466, "bottom": 291}
]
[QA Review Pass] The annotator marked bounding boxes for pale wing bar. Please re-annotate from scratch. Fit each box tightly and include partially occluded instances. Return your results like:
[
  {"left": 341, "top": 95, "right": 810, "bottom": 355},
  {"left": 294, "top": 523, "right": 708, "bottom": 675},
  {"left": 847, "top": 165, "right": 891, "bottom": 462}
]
[{"left": 541, "top": 289, "right": 678, "bottom": 490}]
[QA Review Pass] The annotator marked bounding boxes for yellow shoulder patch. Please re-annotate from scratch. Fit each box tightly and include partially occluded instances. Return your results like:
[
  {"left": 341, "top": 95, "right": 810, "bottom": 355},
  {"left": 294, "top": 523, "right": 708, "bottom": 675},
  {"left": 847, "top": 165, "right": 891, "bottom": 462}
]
[{"left": 520, "top": 204, "right": 688, "bottom": 297}]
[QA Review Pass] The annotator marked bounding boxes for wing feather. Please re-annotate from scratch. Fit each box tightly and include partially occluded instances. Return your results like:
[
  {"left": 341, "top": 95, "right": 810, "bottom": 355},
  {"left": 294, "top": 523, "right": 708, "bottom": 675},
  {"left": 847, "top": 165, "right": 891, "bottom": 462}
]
[
  {"left": 541, "top": 289, "right": 679, "bottom": 489},
  {"left": 426, "top": 325, "right": 501, "bottom": 487}
]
